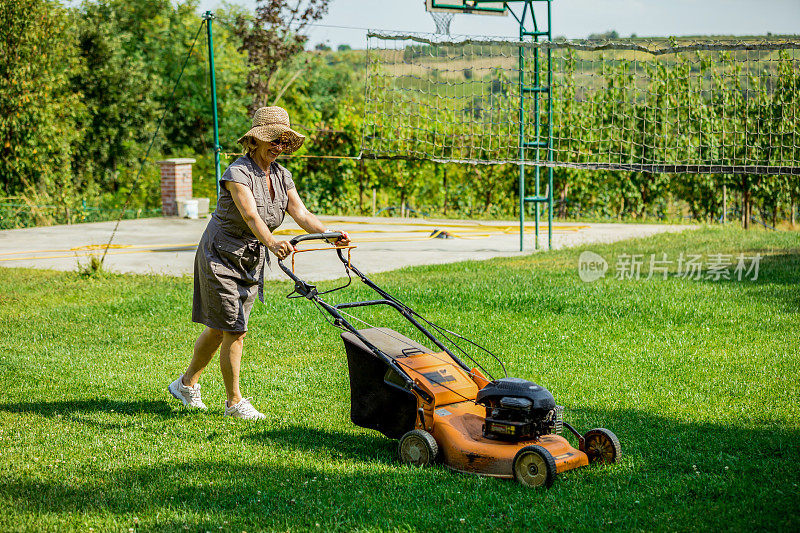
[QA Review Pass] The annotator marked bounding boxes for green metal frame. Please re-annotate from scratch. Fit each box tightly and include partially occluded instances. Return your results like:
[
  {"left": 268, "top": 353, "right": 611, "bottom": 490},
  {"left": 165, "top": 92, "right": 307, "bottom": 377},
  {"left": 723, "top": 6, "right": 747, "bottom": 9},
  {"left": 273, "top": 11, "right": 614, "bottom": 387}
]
[
  {"left": 203, "top": 11, "right": 222, "bottom": 201},
  {"left": 430, "top": 1, "right": 555, "bottom": 250},
  {"left": 509, "top": 0, "right": 553, "bottom": 251}
]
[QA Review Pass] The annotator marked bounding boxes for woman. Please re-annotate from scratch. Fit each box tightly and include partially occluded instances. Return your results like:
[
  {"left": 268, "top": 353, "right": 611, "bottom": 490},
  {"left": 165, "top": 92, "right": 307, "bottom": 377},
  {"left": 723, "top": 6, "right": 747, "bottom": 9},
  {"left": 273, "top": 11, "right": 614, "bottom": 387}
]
[{"left": 168, "top": 106, "right": 349, "bottom": 419}]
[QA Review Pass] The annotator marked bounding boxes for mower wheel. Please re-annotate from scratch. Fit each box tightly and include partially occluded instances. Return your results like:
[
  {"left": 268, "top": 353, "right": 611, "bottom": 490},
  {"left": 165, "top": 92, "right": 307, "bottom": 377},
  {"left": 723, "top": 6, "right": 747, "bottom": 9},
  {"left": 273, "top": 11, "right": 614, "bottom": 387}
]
[
  {"left": 512, "top": 445, "right": 556, "bottom": 488},
  {"left": 583, "top": 428, "right": 621, "bottom": 464},
  {"left": 398, "top": 429, "right": 439, "bottom": 466}
]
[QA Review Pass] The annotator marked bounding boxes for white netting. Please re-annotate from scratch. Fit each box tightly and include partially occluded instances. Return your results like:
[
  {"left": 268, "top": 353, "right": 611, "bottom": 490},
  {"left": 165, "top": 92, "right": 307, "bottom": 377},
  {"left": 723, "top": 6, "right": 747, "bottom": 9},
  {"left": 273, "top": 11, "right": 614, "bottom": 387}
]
[
  {"left": 363, "top": 32, "right": 800, "bottom": 175},
  {"left": 430, "top": 12, "right": 455, "bottom": 35}
]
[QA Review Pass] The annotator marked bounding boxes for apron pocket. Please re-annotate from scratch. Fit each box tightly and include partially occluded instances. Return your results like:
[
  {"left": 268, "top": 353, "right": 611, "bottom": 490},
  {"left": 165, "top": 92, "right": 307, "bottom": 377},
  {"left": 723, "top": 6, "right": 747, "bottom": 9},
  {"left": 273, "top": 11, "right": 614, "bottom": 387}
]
[
  {"left": 214, "top": 235, "right": 247, "bottom": 273},
  {"left": 240, "top": 241, "right": 261, "bottom": 274},
  {"left": 212, "top": 235, "right": 261, "bottom": 284}
]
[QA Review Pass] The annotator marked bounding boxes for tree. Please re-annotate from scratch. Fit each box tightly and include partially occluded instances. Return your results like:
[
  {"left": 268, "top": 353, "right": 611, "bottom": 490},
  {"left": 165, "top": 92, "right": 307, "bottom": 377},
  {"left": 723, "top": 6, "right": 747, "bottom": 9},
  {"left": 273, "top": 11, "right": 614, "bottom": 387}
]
[
  {"left": 588, "top": 30, "right": 619, "bottom": 40},
  {"left": 0, "top": 0, "right": 80, "bottom": 204},
  {"left": 276, "top": 51, "right": 363, "bottom": 213},
  {"left": 70, "top": 0, "right": 160, "bottom": 196},
  {"left": 234, "top": 0, "right": 331, "bottom": 113}
]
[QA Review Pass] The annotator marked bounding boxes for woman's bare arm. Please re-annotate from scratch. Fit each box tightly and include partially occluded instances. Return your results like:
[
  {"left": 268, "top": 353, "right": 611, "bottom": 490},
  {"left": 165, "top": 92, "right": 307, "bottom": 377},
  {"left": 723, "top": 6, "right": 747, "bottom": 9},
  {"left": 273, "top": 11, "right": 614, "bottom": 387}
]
[
  {"left": 226, "top": 182, "right": 293, "bottom": 259},
  {"left": 286, "top": 188, "right": 350, "bottom": 245}
]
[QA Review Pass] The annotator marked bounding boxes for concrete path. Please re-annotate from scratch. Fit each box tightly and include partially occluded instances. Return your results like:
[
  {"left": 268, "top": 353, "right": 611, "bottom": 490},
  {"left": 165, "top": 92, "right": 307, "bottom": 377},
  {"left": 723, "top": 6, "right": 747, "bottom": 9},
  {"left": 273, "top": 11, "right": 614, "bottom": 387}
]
[{"left": 0, "top": 216, "right": 695, "bottom": 280}]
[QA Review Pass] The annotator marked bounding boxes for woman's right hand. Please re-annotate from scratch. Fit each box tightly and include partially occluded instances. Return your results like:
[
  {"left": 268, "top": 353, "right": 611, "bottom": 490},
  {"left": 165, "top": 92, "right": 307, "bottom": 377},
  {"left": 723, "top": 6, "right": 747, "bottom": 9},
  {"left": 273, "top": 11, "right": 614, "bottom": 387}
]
[{"left": 268, "top": 240, "right": 294, "bottom": 260}]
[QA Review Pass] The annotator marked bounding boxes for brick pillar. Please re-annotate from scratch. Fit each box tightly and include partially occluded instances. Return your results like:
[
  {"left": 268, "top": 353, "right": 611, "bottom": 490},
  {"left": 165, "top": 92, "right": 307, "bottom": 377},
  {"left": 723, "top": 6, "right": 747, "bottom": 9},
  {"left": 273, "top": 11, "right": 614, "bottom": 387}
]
[{"left": 158, "top": 158, "right": 196, "bottom": 216}]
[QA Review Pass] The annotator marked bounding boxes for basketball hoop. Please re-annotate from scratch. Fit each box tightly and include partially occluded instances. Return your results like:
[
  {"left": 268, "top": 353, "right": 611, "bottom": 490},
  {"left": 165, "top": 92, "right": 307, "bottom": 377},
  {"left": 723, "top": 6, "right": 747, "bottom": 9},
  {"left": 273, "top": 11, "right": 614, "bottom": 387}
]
[
  {"left": 430, "top": 11, "right": 455, "bottom": 35},
  {"left": 425, "top": 1, "right": 507, "bottom": 36}
]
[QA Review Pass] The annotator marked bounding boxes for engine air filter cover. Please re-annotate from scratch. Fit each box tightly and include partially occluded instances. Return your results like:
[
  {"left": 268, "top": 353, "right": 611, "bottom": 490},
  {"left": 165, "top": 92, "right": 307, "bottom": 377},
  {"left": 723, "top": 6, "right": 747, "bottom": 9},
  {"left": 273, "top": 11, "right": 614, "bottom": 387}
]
[
  {"left": 476, "top": 377, "right": 556, "bottom": 412},
  {"left": 499, "top": 396, "right": 532, "bottom": 409}
]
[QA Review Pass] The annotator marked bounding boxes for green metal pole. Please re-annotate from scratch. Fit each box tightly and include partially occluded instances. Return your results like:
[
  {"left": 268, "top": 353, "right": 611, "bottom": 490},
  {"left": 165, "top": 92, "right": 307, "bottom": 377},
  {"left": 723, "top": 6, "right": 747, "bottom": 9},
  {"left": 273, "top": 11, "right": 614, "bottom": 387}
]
[
  {"left": 203, "top": 11, "right": 222, "bottom": 202},
  {"left": 518, "top": 3, "right": 528, "bottom": 252},
  {"left": 547, "top": 0, "right": 553, "bottom": 249},
  {"left": 515, "top": 0, "right": 555, "bottom": 251},
  {"left": 532, "top": 5, "right": 541, "bottom": 250}
]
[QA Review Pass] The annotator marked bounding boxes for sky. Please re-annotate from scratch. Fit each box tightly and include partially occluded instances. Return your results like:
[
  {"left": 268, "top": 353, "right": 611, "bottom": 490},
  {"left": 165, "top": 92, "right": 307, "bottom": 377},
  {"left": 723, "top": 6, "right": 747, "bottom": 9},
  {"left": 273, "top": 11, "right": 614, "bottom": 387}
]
[{"left": 196, "top": 0, "right": 800, "bottom": 49}]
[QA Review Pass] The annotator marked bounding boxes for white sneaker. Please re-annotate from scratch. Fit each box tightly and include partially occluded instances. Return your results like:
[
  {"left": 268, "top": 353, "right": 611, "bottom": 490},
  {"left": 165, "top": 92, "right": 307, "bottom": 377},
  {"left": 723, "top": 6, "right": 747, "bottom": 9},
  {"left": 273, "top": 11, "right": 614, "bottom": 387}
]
[
  {"left": 168, "top": 375, "right": 207, "bottom": 409},
  {"left": 224, "top": 398, "right": 266, "bottom": 420}
]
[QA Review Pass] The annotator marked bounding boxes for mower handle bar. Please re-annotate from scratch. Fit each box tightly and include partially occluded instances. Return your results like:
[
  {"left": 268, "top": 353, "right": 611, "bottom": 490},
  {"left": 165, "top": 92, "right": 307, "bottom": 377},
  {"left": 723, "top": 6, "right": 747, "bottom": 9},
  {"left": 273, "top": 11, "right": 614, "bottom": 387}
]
[
  {"left": 276, "top": 231, "right": 350, "bottom": 283},
  {"left": 289, "top": 231, "right": 343, "bottom": 247}
]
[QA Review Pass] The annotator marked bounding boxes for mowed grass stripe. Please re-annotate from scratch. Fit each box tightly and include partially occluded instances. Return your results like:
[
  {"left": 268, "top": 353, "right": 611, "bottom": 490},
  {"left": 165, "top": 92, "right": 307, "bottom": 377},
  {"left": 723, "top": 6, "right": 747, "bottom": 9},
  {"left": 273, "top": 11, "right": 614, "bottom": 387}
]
[{"left": 0, "top": 226, "right": 798, "bottom": 531}]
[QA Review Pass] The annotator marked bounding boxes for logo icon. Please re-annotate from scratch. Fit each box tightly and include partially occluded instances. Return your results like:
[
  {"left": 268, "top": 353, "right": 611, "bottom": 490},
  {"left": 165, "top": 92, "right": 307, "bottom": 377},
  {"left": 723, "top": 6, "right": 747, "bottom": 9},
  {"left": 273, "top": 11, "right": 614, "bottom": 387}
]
[{"left": 578, "top": 251, "right": 608, "bottom": 282}]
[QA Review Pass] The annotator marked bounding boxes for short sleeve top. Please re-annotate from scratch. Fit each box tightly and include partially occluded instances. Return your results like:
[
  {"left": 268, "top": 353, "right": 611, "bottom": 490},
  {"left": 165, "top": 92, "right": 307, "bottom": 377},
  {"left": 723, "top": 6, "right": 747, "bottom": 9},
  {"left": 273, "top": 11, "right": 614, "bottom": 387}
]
[{"left": 212, "top": 155, "right": 296, "bottom": 239}]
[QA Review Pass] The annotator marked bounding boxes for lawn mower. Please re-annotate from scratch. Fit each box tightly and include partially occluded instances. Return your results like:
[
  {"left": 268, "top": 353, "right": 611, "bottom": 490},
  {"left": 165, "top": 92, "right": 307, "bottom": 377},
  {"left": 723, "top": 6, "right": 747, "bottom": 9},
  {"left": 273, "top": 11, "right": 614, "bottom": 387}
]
[{"left": 278, "top": 232, "right": 620, "bottom": 488}]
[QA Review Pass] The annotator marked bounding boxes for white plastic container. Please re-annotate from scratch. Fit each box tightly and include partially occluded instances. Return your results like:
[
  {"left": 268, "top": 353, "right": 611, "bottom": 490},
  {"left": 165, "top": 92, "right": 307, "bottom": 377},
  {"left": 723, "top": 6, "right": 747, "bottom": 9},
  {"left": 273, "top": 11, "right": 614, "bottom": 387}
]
[
  {"left": 193, "top": 197, "right": 210, "bottom": 216},
  {"left": 182, "top": 199, "right": 199, "bottom": 219}
]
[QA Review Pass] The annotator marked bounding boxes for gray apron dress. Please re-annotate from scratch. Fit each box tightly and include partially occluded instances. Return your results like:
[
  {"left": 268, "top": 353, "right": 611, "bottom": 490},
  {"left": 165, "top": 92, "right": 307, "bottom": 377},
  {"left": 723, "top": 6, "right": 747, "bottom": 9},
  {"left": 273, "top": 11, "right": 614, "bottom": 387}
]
[{"left": 192, "top": 156, "right": 295, "bottom": 332}]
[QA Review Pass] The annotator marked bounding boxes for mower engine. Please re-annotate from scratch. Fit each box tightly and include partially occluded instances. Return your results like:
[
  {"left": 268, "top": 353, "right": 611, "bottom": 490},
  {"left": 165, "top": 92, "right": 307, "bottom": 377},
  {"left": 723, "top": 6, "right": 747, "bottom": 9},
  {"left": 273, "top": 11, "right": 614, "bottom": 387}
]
[{"left": 476, "top": 377, "right": 564, "bottom": 441}]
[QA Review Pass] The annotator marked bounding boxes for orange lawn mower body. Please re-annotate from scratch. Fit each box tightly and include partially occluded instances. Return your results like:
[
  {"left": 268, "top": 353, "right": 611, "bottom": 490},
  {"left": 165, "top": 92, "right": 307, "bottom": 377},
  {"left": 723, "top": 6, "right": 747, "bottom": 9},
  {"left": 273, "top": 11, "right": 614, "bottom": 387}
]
[{"left": 279, "top": 232, "right": 620, "bottom": 488}]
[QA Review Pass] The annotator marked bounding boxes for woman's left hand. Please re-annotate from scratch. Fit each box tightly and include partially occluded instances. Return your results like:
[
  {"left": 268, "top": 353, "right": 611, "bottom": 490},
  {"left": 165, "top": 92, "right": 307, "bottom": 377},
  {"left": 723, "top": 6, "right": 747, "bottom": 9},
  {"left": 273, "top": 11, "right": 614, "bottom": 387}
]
[{"left": 332, "top": 231, "right": 350, "bottom": 246}]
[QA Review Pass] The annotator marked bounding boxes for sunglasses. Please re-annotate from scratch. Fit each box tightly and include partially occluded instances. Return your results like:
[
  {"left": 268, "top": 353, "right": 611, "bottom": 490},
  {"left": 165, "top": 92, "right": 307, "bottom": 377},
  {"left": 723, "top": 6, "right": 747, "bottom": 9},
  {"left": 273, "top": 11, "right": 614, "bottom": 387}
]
[{"left": 267, "top": 136, "right": 291, "bottom": 148}]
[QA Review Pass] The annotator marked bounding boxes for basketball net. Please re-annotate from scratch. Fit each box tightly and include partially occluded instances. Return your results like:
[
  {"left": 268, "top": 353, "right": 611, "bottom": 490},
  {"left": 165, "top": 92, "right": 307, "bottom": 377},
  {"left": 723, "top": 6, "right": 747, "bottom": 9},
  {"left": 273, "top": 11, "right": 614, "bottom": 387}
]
[{"left": 430, "top": 11, "right": 455, "bottom": 35}]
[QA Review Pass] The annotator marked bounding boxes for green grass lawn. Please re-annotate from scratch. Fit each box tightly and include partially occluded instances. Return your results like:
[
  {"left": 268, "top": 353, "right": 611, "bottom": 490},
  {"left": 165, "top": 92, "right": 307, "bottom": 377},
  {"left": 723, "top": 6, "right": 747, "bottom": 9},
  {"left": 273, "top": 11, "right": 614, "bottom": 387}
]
[{"left": 0, "top": 227, "right": 798, "bottom": 532}]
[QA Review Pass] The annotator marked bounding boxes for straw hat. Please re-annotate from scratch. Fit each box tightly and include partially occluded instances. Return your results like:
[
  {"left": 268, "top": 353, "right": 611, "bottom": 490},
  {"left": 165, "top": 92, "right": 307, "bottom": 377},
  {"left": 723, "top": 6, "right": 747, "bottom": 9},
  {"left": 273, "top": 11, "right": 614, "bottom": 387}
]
[{"left": 237, "top": 106, "right": 305, "bottom": 153}]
